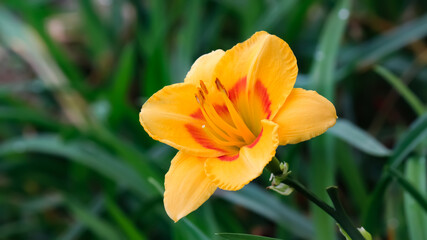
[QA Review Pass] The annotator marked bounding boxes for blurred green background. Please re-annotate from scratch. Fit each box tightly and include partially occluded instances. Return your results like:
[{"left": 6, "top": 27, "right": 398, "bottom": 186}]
[{"left": 0, "top": 0, "right": 426, "bottom": 239}]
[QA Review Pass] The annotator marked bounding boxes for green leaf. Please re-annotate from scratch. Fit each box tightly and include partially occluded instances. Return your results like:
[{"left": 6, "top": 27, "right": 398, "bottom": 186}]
[
  {"left": 252, "top": 0, "right": 297, "bottom": 33},
  {"left": 374, "top": 65, "right": 425, "bottom": 116},
  {"left": 217, "top": 184, "right": 313, "bottom": 239},
  {"left": 403, "top": 157, "right": 427, "bottom": 240},
  {"left": 106, "top": 197, "right": 147, "bottom": 240},
  {"left": 68, "top": 200, "right": 123, "bottom": 240},
  {"left": 389, "top": 113, "right": 427, "bottom": 168},
  {"left": 78, "top": 0, "right": 111, "bottom": 58},
  {"left": 171, "top": 0, "right": 202, "bottom": 83},
  {"left": 388, "top": 163, "right": 427, "bottom": 213},
  {"left": 308, "top": 0, "right": 350, "bottom": 239},
  {"left": 336, "top": 140, "right": 368, "bottom": 211},
  {"left": 174, "top": 219, "right": 211, "bottom": 240},
  {"left": 0, "top": 221, "right": 37, "bottom": 239},
  {"left": 216, "top": 233, "right": 282, "bottom": 240},
  {"left": 0, "top": 134, "right": 156, "bottom": 199},
  {"left": 108, "top": 42, "right": 136, "bottom": 126},
  {"left": 337, "top": 13, "right": 427, "bottom": 80},
  {"left": 389, "top": 164, "right": 427, "bottom": 212},
  {"left": 109, "top": 43, "right": 136, "bottom": 105},
  {"left": 0, "top": 106, "right": 63, "bottom": 130},
  {"left": 59, "top": 195, "right": 104, "bottom": 240},
  {"left": 310, "top": 0, "right": 350, "bottom": 99},
  {"left": 364, "top": 113, "right": 427, "bottom": 232},
  {"left": 328, "top": 119, "right": 391, "bottom": 157}
]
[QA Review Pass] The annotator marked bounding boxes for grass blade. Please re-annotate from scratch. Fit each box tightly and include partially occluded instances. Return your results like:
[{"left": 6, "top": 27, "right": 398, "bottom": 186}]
[
  {"left": 106, "top": 197, "right": 147, "bottom": 240},
  {"left": 374, "top": 65, "right": 426, "bottom": 116},
  {"left": 174, "top": 219, "right": 211, "bottom": 240},
  {"left": 388, "top": 164, "right": 427, "bottom": 212},
  {"left": 216, "top": 184, "right": 313, "bottom": 239},
  {"left": 402, "top": 157, "right": 427, "bottom": 240},
  {"left": 252, "top": 0, "right": 297, "bottom": 33},
  {"left": 0, "top": 220, "right": 37, "bottom": 239},
  {"left": 328, "top": 119, "right": 391, "bottom": 157},
  {"left": 309, "top": 0, "right": 351, "bottom": 239},
  {"left": 0, "top": 134, "right": 156, "bottom": 199},
  {"left": 364, "top": 113, "right": 427, "bottom": 232},
  {"left": 0, "top": 106, "right": 63, "bottom": 130},
  {"left": 337, "top": 13, "right": 427, "bottom": 80},
  {"left": 78, "top": 0, "right": 111, "bottom": 58},
  {"left": 215, "top": 233, "right": 282, "bottom": 240},
  {"left": 336, "top": 141, "right": 369, "bottom": 211},
  {"left": 68, "top": 199, "right": 123, "bottom": 240},
  {"left": 390, "top": 113, "right": 427, "bottom": 168}
]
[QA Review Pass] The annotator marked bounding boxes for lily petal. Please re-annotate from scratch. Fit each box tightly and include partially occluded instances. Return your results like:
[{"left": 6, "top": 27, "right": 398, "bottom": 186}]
[
  {"left": 204, "top": 119, "right": 279, "bottom": 191},
  {"left": 184, "top": 50, "right": 225, "bottom": 89},
  {"left": 164, "top": 151, "right": 217, "bottom": 222},
  {"left": 214, "top": 31, "right": 297, "bottom": 134},
  {"left": 140, "top": 83, "right": 229, "bottom": 157},
  {"left": 273, "top": 88, "right": 337, "bottom": 145}
]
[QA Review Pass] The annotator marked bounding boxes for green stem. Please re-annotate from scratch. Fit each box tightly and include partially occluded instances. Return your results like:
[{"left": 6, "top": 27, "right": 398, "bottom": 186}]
[
  {"left": 266, "top": 157, "right": 365, "bottom": 240},
  {"left": 327, "top": 187, "right": 365, "bottom": 240},
  {"left": 283, "top": 177, "right": 335, "bottom": 216}
]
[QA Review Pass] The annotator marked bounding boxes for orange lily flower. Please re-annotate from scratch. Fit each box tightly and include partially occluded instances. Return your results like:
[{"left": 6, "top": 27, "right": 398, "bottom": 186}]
[{"left": 139, "top": 31, "right": 337, "bottom": 222}]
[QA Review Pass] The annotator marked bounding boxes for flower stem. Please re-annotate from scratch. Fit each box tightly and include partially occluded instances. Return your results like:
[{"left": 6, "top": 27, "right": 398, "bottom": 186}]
[{"left": 266, "top": 157, "right": 365, "bottom": 240}]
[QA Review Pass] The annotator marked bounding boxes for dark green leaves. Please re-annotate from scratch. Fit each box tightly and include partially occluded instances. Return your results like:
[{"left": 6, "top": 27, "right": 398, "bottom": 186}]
[
  {"left": 328, "top": 119, "right": 391, "bottom": 157},
  {"left": 216, "top": 233, "right": 282, "bottom": 240}
]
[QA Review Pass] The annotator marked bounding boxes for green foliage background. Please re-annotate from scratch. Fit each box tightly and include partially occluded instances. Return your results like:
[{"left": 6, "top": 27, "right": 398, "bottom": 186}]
[{"left": 0, "top": 0, "right": 426, "bottom": 239}]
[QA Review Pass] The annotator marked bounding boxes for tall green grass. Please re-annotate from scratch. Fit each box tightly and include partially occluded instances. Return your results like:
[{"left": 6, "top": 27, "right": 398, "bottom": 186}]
[{"left": 0, "top": 0, "right": 426, "bottom": 239}]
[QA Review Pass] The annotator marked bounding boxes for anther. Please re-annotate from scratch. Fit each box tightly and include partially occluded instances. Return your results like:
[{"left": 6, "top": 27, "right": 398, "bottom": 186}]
[
  {"left": 195, "top": 90, "right": 205, "bottom": 104},
  {"left": 215, "top": 78, "right": 224, "bottom": 91},
  {"left": 198, "top": 89, "right": 206, "bottom": 101},
  {"left": 199, "top": 80, "right": 209, "bottom": 95}
]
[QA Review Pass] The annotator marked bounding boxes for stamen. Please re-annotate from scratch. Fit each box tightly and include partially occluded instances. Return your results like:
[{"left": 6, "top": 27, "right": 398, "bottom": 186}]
[
  {"left": 199, "top": 80, "right": 209, "bottom": 95},
  {"left": 198, "top": 83, "right": 243, "bottom": 141},
  {"left": 215, "top": 78, "right": 227, "bottom": 95},
  {"left": 216, "top": 78, "right": 256, "bottom": 143},
  {"left": 202, "top": 125, "right": 244, "bottom": 147},
  {"left": 202, "top": 102, "right": 244, "bottom": 140},
  {"left": 195, "top": 94, "right": 239, "bottom": 143}
]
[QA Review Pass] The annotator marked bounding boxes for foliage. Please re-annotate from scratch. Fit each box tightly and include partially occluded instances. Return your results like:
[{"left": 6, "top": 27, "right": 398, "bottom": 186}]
[{"left": 0, "top": 0, "right": 426, "bottom": 239}]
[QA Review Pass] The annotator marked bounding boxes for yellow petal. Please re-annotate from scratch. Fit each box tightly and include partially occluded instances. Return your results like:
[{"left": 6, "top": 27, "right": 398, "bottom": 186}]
[
  {"left": 164, "top": 151, "right": 217, "bottom": 222},
  {"left": 204, "top": 119, "right": 279, "bottom": 191},
  {"left": 184, "top": 50, "right": 225, "bottom": 89},
  {"left": 140, "top": 83, "right": 229, "bottom": 157},
  {"left": 214, "top": 31, "right": 298, "bottom": 134},
  {"left": 273, "top": 88, "right": 337, "bottom": 145}
]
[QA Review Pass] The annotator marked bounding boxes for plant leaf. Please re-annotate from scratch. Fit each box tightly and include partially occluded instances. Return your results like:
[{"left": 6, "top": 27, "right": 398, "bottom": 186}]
[
  {"left": 337, "top": 13, "right": 427, "bottom": 80},
  {"left": 216, "top": 184, "right": 313, "bottom": 239},
  {"left": 216, "top": 233, "right": 282, "bottom": 240},
  {"left": 328, "top": 119, "right": 391, "bottom": 157},
  {"left": 374, "top": 65, "right": 425, "bottom": 116},
  {"left": 68, "top": 200, "right": 123, "bottom": 240},
  {"left": 106, "top": 197, "right": 147, "bottom": 240},
  {"left": 0, "top": 134, "right": 157, "bottom": 199},
  {"left": 364, "top": 113, "right": 427, "bottom": 232},
  {"left": 402, "top": 157, "right": 427, "bottom": 240}
]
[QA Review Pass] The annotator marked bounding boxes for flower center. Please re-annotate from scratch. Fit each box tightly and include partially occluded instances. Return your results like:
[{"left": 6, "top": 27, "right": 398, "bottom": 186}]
[{"left": 194, "top": 79, "right": 256, "bottom": 149}]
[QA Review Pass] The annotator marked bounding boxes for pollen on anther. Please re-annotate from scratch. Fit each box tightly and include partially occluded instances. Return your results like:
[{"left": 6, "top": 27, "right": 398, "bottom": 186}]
[
  {"left": 202, "top": 125, "right": 206, "bottom": 128},
  {"left": 215, "top": 78, "right": 228, "bottom": 96},
  {"left": 199, "top": 80, "right": 209, "bottom": 94}
]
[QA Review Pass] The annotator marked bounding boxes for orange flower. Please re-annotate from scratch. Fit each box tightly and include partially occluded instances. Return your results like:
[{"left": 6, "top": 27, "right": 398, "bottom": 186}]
[{"left": 139, "top": 31, "right": 337, "bottom": 222}]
